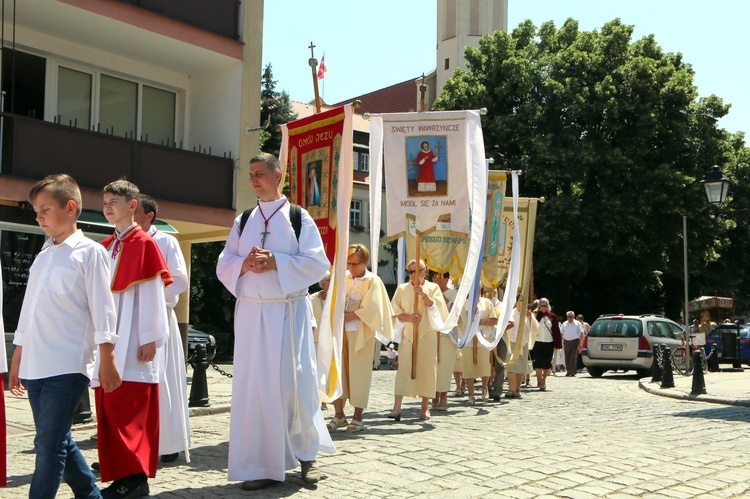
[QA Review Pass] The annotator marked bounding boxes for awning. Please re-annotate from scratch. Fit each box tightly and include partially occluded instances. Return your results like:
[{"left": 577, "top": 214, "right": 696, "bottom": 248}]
[{"left": 78, "top": 209, "right": 178, "bottom": 234}]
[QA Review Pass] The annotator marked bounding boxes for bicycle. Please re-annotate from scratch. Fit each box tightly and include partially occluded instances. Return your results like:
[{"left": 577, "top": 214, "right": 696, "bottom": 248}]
[{"left": 672, "top": 333, "right": 708, "bottom": 376}]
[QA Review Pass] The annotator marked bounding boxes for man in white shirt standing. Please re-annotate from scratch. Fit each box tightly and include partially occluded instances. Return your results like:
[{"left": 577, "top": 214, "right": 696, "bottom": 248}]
[
  {"left": 135, "top": 194, "right": 191, "bottom": 464},
  {"left": 9, "top": 174, "right": 121, "bottom": 498},
  {"left": 560, "top": 311, "right": 584, "bottom": 377}
]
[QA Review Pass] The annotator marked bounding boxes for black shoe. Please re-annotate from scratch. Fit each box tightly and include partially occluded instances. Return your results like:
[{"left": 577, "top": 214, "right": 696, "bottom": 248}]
[
  {"left": 101, "top": 474, "right": 149, "bottom": 499},
  {"left": 492, "top": 396, "right": 501, "bottom": 402},
  {"left": 91, "top": 461, "right": 100, "bottom": 472},
  {"left": 241, "top": 479, "right": 280, "bottom": 491},
  {"left": 161, "top": 452, "right": 179, "bottom": 463}
]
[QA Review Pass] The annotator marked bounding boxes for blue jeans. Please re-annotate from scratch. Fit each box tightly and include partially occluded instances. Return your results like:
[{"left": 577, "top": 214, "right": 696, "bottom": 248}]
[{"left": 26, "top": 373, "right": 101, "bottom": 499}]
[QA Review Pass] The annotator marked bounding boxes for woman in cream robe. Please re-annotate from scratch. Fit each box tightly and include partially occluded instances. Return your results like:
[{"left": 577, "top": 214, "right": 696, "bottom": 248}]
[
  {"left": 461, "top": 295, "right": 498, "bottom": 404},
  {"left": 327, "top": 245, "right": 393, "bottom": 433},
  {"left": 506, "top": 297, "right": 539, "bottom": 398},
  {"left": 388, "top": 260, "right": 447, "bottom": 421}
]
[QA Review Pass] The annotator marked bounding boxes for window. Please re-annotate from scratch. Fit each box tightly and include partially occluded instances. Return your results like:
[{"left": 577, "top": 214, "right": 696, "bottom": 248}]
[
  {"left": 57, "top": 67, "right": 92, "bottom": 130},
  {"left": 142, "top": 85, "right": 176, "bottom": 145},
  {"left": 55, "top": 65, "right": 177, "bottom": 142},
  {"left": 444, "top": 0, "right": 457, "bottom": 39},
  {"left": 350, "top": 200, "right": 363, "bottom": 229},
  {"left": 445, "top": 58, "right": 450, "bottom": 70},
  {"left": 353, "top": 151, "right": 369, "bottom": 172},
  {"left": 359, "top": 152, "right": 369, "bottom": 172},
  {"left": 100, "top": 74, "right": 137, "bottom": 137}
]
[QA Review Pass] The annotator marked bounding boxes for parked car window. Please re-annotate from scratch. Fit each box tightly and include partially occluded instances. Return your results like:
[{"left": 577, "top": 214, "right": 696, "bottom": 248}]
[
  {"left": 648, "top": 321, "right": 671, "bottom": 339},
  {"left": 588, "top": 318, "right": 641, "bottom": 337},
  {"left": 667, "top": 322, "right": 684, "bottom": 339}
]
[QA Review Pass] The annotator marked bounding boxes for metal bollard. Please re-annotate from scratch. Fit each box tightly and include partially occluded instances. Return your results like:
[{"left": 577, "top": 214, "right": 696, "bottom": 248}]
[
  {"left": 707, "top": 345, "right": 720, "bottom": 372},
  {"left": 650, "top": 344, "right": 663, "bottom": 383},
  {"left": 189, "top": 343, "right": 210, "bottom": 407},
  {"left": 660, "top": 347, "right": 675, "bottom": 389},
  {"left": 72, "top": 389, "right": 93, "bottom": 424},
  {"left": 690, "top": 349, "right": 707, "bottom": 395}
]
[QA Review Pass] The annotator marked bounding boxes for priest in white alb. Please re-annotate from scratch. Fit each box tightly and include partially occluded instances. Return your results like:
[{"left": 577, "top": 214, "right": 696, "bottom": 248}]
[{"left": 216, "top": 153, "right": 334, "bottom": 492}]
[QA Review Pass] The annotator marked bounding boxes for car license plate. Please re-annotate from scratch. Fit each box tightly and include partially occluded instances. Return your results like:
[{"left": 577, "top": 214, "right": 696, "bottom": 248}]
[{"left": 602, "top": 344, "right": 623, "bottom": 351}]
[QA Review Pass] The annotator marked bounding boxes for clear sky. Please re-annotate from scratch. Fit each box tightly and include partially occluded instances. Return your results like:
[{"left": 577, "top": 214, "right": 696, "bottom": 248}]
[{"left": 263, "top": 0, "right": 749, "bottom": 135}]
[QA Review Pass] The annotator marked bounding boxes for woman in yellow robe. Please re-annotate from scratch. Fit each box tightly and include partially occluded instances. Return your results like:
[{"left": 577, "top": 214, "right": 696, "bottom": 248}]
[
  {"left": 327, "top": 245, "right": 393, "bottom": 433},
  {"left": 388, "top": 260, "right": 448, "bottom": 421},
  {"left": 461, "top": 295, "right": 498, "bottom": 404}
]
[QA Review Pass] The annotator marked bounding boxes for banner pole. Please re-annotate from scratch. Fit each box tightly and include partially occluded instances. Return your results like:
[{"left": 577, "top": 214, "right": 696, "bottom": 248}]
[
  {"left": 308, "top": 41, "right": 321, "bottom": 113},
  {"left": 412, "top": 230, "right": 421, "bottom": 380}
]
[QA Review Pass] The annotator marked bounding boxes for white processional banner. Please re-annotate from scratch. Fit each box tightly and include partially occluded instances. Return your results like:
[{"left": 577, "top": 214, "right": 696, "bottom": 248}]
[{"left": 370, "top": 110, "right": 487, "bottom": 338}]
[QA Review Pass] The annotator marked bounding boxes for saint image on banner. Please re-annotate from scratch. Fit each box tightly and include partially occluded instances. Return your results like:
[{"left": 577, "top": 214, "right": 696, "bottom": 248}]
[
  {"left": 307, "top": 160, "right": 322, "bottom": 207},
  {"left": 407, "top": 136, "right": 448, "bottom": 197}
]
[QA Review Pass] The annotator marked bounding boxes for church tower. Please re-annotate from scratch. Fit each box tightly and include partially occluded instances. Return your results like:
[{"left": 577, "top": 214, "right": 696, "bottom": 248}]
[{"left": 436, "top": 0, "right": 508, "bottom": 93}]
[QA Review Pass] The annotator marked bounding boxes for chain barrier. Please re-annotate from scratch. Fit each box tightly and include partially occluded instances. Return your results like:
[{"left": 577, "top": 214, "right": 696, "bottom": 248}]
[
  {"left": 185, "top": 355, "right": 234, "bottom": 378},
  {"left": 210, "top": 361, "right": 233, "bottom": 378}
]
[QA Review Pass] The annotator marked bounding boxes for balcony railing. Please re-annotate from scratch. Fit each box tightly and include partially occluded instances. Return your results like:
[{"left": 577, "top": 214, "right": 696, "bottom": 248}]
[
  {"left": 116, "top": 0, "right": 240, "bottom": 40},
  {"left": 1, "top": 113, "right": 234, "bottom": 210}
]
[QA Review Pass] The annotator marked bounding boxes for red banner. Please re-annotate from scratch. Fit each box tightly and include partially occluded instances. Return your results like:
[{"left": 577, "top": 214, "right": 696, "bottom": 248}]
[{"left": 285, "top": 106, "right": 346, "bottom": 262}]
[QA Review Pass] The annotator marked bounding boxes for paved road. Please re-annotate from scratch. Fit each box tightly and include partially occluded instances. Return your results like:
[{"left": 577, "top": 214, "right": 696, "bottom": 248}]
[{"left": 6, "top": 369, "right": 750, "bottom": 498}]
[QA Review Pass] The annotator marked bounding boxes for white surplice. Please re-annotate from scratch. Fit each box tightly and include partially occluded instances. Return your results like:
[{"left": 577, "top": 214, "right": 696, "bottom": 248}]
[
  {"left": 92, "top": 226, "right": 169, "bottom": 387},
  {"left": 216, "top": 198, "right": 334, "bottom": 482},
  {"left": 148, "top": 226, "right": 191, "bottom": 456}
]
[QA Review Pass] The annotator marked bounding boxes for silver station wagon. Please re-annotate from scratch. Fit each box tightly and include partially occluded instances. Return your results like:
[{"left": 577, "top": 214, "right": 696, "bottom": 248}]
[{"left": 581, "top": 314, "right": 684, "bottom": 378}]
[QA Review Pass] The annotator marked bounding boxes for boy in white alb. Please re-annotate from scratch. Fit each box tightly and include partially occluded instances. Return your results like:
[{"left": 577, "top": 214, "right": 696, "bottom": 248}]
[
  {"left": 135, "top": 194, "right": 191, "bottom": 463},
  {"left": 9, "top": 174, "right": 121, "bottom": 498},
  {"left": 96, "top": 179, "right": 171, "bottom": 498}
]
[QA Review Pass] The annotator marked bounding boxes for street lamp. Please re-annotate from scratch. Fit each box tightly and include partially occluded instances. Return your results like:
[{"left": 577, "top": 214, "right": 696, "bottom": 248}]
[
  {"left": 683, "top": 166, "right": 732, "bottom": 330},
  {"left": 701, "top": 165, "right": 731, "bottom": 205}
]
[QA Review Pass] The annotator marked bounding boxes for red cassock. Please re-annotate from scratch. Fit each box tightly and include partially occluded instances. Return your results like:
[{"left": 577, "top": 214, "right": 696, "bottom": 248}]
[
  {"left": 96, "top": 226, "right": 171, "bottom": 482},
  {"left": 417, "top": 150, "right": 436, "bottom": 184}
]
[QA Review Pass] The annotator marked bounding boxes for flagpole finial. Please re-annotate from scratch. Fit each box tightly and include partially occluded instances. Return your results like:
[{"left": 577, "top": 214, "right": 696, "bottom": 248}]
[{"left": 480, "top": 108, "right": 488, "bottom": 115}]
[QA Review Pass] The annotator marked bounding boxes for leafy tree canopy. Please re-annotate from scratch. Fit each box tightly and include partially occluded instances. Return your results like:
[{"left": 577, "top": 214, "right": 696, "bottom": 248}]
[{"left": 435, "top": 18, "right": 750, "bottom": 319}]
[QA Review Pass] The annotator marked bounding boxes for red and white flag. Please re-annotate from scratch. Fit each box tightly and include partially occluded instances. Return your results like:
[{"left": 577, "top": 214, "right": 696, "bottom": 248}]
[{"left": 317, "top": 55, "right": 327, "bottom": 79}]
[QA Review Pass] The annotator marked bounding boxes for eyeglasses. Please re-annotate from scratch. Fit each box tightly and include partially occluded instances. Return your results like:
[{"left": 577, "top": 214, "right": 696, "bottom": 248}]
[{"left": 406, "top": 269, "right": 425, "bottom": 275}]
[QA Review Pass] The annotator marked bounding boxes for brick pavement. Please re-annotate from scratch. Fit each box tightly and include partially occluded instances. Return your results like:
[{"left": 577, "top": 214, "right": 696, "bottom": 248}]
[{"left": 4, "top": 365, "right": 750, "bottom": 497}]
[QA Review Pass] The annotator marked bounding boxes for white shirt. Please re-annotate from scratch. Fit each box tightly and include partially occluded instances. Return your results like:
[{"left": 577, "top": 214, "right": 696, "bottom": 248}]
[
  {"left": 147, "top": 226, "right": 189, "bottom": 308},
  {"left": 560, "top": 319, "right": 583, "bottom": 341},
  {"left": 14, "top": 230, "right": 118, "bottom": 380}
]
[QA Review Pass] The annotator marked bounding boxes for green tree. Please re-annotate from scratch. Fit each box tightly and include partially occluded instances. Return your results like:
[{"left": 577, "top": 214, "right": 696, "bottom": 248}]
[
  {"left": 189, "top": 241, "right": 235, "bottom": 356},
  {"left": 435, "top": 19, "right": 747, "bottom": 320},
  {"left": 261, "top": 63, "right": 298, "bottom": 156}
]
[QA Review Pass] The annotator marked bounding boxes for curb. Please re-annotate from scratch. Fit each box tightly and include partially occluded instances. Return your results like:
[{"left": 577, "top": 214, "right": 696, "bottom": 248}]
[
  {"left": 638, "top": 380, "right": 750, "bottom": 408},
  {"left": 189, "top": 403, "right": 232, "bottom": 417}
]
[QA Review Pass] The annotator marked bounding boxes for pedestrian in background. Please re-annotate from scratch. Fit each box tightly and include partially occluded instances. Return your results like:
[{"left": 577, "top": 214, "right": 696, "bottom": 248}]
[
  {"left": 560, "top": 312, "right": 584, "bottom": 376},
  {"left": 532, "top": 298, "right": 562, "bottom": 391}
]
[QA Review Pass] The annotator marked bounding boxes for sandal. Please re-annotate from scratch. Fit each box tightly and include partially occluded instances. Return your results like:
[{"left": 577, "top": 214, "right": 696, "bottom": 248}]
[
  {"left": 345, "top": 420, "right": 365, "bottom": 433},
  {"left": 326, "top": 416, "right": 348, "bottom": 431},
  {"left": 466, "top": 396, "right": 476, "bottom": 406},
  {"left": 454, "top": 389, "right": 464, "bottom": 397},
  {"left": 435, "top": 402, "right": 448, "bottom": 411},
  {"left": 481, "top": 390, "right": 489, "bottom": 402}
]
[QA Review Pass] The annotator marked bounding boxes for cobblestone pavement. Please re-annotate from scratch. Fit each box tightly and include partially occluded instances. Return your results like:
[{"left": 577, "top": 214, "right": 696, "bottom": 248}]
[{"left": 5, "top": 367, "right": 750, "bottom": 498}]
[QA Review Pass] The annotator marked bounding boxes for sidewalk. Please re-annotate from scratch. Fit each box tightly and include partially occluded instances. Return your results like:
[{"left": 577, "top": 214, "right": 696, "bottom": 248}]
[
  {"left": 4, "top": 361, "right": 235, "bottom": 437},
  {"left": 638, "top": 366, "right": 750, "bottom": 407}
]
